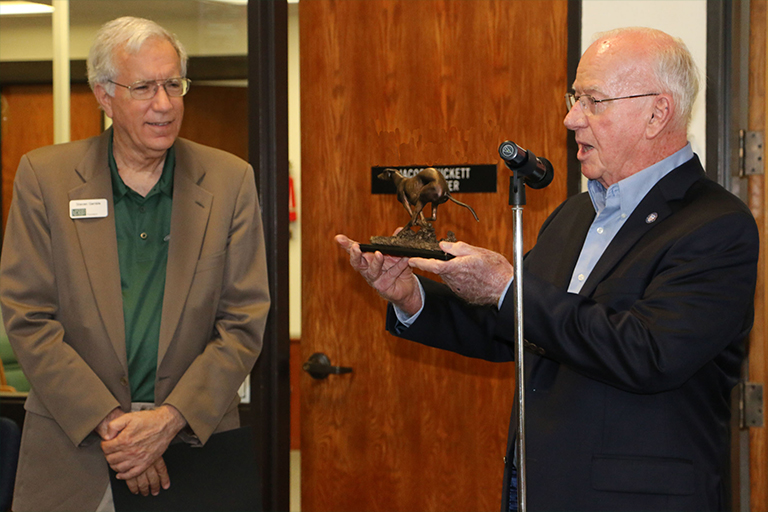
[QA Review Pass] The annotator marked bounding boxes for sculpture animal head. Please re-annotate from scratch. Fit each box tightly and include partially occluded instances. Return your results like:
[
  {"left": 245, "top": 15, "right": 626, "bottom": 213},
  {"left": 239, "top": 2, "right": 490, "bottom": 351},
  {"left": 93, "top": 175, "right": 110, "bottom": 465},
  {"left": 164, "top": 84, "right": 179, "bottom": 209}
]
[{"left": 378, "top": 167, "right": 478, "bottom": 230}]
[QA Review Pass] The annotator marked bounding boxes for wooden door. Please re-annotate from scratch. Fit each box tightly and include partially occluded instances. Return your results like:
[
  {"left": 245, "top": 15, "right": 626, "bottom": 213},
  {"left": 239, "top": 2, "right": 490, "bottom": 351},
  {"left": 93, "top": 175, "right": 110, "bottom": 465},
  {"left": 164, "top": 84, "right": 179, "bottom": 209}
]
[{"left": 300, "top": 2, "right": 569, "bottom": 510}]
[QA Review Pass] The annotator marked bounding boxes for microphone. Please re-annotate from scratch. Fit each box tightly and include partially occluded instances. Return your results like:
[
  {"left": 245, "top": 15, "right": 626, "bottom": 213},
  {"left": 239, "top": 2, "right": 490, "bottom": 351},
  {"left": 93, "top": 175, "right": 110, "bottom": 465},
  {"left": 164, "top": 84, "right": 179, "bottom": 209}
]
[{"left": 498, "top": 140, "right": 554, "bottom": 189}]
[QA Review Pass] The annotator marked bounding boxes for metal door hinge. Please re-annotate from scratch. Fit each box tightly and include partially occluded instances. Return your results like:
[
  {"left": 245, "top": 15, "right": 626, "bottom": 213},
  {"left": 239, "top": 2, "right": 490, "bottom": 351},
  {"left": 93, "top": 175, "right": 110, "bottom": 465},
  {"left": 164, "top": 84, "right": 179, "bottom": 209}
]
[
  {"left": 739, "top": 381, "right": 763, "bottom": 429},
  {"left": 739, "top": 130, "right": 764, "bottom": 176}
]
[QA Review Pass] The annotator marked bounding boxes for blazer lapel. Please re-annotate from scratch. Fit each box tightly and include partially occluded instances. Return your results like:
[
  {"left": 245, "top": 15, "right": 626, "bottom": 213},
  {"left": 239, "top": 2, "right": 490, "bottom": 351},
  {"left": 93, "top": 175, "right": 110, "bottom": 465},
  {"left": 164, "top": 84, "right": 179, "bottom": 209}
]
[
  {"left": 525, "top": 193, "right": 595, "bottom": 290},
  {"left": 551, "top": 195, "right": 596, "bottom": 290},
  {"left": 68, "top": 131, "right": 128, "bottom": 373},
  {"left": 157, "top": 141, "right": 213, "bottom": 364},
  {"left": 579, "top": 157, "right": 705, "bottom": 297}
]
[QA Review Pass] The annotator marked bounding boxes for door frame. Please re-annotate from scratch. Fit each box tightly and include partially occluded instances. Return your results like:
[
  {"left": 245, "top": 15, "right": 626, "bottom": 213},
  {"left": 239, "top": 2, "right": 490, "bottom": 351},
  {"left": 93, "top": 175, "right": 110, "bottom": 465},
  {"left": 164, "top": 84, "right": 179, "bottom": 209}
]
[
  {"left": 245, "top": 1, "right": 291, "bottom": 511},
  {"left": 706, "top": 1, "right": 767, "bottom": 510}
]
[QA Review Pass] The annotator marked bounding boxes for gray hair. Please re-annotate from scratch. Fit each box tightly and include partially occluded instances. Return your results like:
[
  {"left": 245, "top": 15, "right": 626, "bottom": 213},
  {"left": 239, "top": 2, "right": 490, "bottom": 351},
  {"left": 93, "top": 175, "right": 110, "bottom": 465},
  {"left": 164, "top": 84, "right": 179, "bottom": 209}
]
[
  {"left": 593, "top": 27, "right": 699, "bottom": 131},
  {"left": 87, "top": 16, "right": 188, "bottom": 96}
]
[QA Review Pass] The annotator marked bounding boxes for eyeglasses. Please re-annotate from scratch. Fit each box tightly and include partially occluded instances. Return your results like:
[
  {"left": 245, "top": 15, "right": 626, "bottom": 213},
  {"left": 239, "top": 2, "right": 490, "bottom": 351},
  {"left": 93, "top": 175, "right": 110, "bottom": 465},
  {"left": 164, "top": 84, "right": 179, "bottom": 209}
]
[
  {"left": 565, "top": 92, "right": 659, "bottom": 115},
  {"left": 109, "top": 77, "right": 191, "bottom": 100}
]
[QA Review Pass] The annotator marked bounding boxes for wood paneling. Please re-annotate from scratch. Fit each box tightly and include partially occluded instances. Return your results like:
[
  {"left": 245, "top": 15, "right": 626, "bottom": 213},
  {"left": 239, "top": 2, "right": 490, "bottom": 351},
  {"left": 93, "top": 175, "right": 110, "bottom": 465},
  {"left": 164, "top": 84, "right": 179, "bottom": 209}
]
[
  {"left": 300, "top": 2, "right": 569, "bottom": 510},
  {"left": 1, "top": 83, "right": 101, "bottom": 232},
  {"left": 179, "top": 85, "right": 248, "bottom": 161}
]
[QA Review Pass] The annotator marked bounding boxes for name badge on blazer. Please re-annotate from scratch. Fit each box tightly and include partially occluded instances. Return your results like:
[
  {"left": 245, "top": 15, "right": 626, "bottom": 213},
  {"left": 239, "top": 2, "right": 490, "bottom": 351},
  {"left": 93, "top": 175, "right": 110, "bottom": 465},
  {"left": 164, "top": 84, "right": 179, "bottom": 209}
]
[{"left": 69, "top": 199, "right": 108, "bottom": 219}]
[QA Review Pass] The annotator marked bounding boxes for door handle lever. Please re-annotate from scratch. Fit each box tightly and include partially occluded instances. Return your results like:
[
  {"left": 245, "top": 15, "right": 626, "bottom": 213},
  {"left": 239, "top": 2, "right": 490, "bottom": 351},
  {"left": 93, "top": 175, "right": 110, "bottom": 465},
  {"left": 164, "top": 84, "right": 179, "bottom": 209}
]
[{"left": 302, "top": 352, "right": 353, "bottom": 380}]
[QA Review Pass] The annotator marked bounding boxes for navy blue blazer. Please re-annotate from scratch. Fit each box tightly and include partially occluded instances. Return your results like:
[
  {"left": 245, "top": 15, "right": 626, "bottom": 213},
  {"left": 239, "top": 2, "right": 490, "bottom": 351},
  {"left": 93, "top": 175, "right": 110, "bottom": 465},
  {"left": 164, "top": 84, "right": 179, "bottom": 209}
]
[{"left": 387, "top": 156, "right": 758, "bottom": 511}]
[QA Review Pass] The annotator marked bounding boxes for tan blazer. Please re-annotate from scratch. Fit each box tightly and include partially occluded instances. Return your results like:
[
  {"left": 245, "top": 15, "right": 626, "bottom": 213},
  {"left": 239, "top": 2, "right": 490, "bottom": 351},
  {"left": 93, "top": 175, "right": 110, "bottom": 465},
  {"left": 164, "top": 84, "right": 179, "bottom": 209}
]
[{"left": 0, "top": 130, "right": 270, "bottom": 511}]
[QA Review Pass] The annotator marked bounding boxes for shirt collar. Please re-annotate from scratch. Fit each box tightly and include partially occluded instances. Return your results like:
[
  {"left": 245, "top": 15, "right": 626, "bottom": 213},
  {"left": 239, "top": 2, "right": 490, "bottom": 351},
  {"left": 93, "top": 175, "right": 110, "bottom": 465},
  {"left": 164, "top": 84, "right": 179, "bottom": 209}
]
[
  {"left": 587, "top": 143, "right": 694, "bottom": 215},
  {"left": 108, "top": 128, "right": 175, "bottom": 201}
]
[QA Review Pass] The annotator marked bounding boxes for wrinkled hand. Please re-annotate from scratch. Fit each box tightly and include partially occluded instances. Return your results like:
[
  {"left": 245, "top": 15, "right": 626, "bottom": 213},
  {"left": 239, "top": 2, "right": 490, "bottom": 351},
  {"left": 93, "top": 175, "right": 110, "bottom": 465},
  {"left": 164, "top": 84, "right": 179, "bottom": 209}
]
[
  {"left": 125, "top": 457, "right": 170, "bottom": 496},
  {"left": 95, "top": 407, "right": 125, "bottom": 441},
  {"left": 409, "top": 241, "right": 513, "bottom": 306},
  {"left": 96, "top": 407, "right": 172, "bottom": 495},
  {"left": 101, "top": 405, "right": 186, "bottom": 480},
  {"left": 335, "top": 234, "right": 422, "bottom": 316}
]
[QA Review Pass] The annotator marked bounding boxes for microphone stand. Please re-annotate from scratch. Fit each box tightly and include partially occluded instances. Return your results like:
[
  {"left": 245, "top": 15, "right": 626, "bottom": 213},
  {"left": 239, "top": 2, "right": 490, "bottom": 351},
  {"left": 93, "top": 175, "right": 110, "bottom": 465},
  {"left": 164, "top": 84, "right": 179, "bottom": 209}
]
[
  {"left": 503, "top": 145, "right": 551, "bottom": 512},
  {"left": 510, "top": 168, "right": 528, "bottom": 512}
]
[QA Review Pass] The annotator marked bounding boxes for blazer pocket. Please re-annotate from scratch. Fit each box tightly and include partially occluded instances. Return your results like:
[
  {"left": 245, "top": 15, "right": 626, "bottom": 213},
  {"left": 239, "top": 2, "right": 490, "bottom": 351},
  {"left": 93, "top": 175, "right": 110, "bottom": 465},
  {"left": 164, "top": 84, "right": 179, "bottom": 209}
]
[
  {"left": 591, "top": 454, "right": 694, "bottom": 496},
  {"left": 195, "top": 250, "right": 226, "bottom": 273}
]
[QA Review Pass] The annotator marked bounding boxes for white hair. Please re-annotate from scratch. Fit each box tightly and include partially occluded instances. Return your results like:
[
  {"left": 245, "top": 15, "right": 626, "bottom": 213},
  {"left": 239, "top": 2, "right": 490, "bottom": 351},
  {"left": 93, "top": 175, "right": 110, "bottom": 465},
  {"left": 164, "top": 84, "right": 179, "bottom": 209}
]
[
  {"left": 87, "top": 16, "right": 188, "bottom": 96},
  {"left": 593, "top": 27, "right": 699, "bottom": 131}
]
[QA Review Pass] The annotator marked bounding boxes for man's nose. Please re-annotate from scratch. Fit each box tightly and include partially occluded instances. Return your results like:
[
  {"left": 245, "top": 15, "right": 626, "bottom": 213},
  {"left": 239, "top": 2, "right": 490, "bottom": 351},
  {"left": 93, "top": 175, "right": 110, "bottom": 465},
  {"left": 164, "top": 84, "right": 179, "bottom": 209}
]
[
  {"left": 563, "top": 104, "right": 587, "bottom": 131},
  {"left": 152, "top": 85, "right": 174, "bottom": 110}
]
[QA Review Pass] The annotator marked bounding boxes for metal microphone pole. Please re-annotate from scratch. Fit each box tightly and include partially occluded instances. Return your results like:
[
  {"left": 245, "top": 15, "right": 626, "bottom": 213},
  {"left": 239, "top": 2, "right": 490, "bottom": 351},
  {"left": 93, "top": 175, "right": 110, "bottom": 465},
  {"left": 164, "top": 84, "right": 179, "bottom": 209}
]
[
  {"left": 500, "top": 140, "right": 553, "bottom": 512},
  {"left": 510, "top": 170, "right": 527, "bottom": 512}
]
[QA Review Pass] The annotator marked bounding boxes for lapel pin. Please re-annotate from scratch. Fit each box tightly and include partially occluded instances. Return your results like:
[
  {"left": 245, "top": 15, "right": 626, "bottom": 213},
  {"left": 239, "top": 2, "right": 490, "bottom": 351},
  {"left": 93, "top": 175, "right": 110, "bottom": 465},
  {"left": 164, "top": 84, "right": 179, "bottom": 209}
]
[{"left": 646, "top": 212, "right": 658, "bottom": 224}]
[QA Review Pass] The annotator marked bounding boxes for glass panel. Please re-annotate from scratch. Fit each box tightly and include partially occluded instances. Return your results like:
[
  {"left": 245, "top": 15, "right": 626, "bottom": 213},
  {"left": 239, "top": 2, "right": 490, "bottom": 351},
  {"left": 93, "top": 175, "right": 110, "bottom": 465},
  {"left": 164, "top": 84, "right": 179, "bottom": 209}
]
[{"left": 0, "top": 0, "right": 249, "bottom": 226}]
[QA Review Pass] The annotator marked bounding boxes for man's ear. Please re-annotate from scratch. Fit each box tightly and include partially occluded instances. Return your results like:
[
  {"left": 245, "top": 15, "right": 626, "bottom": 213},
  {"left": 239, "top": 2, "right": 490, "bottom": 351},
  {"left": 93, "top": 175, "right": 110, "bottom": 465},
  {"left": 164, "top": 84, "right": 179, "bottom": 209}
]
[
  {"left": 93, "top": 84, "right": 114, "bottom": 118},
  {"left": 646, "top": 94, "right": 673, "bottom": 138}
]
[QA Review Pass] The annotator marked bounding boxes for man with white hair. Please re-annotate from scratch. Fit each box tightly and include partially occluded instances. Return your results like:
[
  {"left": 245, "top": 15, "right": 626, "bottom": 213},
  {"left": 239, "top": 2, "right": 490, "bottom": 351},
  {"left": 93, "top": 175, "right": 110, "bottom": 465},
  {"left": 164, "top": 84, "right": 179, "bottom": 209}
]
[
  {"left": 0, "top": 16, "right": 270, "bottom": 511},
  {"left": 338, "top": 27, "right": 758, "bottom": 510}
]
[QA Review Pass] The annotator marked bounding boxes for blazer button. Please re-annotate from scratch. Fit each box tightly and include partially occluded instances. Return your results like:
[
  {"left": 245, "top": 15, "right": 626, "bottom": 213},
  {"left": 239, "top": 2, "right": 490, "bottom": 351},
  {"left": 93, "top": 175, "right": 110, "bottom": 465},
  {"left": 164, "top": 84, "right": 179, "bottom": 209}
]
[{"left": 120, "top": 376, "right": 129, "bottom": 387}]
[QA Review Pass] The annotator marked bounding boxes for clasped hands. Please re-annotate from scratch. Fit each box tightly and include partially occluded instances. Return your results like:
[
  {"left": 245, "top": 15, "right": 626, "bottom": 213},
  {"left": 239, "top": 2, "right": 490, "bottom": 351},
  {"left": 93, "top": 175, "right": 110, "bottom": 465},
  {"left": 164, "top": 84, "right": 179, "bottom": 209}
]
[
  {"left": 335, "top": 233, "right": 513, "bottom": 312},
  {"left": 95, "top": 405, "right": 186, "bottom": 497}
]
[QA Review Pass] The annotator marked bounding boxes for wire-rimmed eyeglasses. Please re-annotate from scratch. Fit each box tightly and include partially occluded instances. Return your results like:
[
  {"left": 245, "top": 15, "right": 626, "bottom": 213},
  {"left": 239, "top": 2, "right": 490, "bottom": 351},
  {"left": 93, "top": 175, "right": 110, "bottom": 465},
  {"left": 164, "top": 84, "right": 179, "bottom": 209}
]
[
  {"left": 565, "top": 92, "right": 659, "bottom": 115},
  {"left": 109, "top": 77, "right": 192, "bottom": 100}
]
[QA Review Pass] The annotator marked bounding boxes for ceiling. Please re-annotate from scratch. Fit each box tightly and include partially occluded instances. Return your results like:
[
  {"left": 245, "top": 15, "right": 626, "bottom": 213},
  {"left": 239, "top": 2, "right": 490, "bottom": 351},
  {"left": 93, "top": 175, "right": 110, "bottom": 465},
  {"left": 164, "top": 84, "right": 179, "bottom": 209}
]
[{"left": 2, "top": 0, "right": 246, "bottom": 24}]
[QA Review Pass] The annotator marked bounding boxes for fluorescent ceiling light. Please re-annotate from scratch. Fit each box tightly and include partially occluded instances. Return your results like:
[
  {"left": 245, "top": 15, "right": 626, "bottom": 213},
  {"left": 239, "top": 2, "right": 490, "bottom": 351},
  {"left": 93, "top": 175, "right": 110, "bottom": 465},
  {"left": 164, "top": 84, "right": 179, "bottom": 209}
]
[{"left": 0, "top": 1, "right": 54, "bottom": 16}]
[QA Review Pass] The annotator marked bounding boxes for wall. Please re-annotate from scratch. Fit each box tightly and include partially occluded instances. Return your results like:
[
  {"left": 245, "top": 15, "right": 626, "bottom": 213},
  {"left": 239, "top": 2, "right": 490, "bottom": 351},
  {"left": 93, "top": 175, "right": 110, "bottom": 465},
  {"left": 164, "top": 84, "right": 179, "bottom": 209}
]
[
  {"left": 288, "top": 3, "right": 302, "bottom": 339},
  {"left": 581, "top": 0, "right": 708, "bottom": 162}
]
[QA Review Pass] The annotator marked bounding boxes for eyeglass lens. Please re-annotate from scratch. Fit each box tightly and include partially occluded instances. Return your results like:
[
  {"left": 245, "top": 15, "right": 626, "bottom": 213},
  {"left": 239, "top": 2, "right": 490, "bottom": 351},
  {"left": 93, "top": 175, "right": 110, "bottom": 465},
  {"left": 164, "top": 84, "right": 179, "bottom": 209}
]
[
  {"left": 565, "top": 94, "right": 594, "bottom": 113},
  {"left": 131, "top": 78, "right": 189, "bottom": 99}
]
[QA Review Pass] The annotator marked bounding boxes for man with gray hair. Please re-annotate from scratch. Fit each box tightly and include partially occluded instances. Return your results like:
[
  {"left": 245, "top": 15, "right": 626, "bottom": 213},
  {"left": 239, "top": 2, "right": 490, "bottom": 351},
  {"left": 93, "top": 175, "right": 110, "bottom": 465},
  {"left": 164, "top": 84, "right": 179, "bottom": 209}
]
[
  {"left": 0, "top": 16, "right": 269, "bottom": 511},
  {"left": 338, "top": 27, "right": 758, "bottom": 510}
]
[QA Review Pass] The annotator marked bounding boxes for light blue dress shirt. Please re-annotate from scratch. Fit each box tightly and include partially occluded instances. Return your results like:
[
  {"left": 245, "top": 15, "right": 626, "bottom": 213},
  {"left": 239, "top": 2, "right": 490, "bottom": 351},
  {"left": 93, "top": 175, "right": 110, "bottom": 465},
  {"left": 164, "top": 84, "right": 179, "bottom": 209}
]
[
  {"left": 395, "top": 143, "right": 695, "bottom": 325},
  {"left": 567, "top": 143, "right": 693, "bottom": 294}
]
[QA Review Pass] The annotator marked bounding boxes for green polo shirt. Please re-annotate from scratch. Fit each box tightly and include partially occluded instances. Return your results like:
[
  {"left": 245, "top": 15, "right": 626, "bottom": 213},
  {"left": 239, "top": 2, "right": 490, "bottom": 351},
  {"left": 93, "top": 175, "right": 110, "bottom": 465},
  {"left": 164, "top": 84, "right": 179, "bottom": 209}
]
[{"left": 109, "top": 133, "right": 174, "bottom": 402}]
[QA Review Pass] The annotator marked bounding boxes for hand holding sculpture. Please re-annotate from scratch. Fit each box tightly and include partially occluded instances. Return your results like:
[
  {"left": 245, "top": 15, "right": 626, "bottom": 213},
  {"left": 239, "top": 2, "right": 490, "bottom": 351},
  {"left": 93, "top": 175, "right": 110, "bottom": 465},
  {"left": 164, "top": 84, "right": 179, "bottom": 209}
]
[
  {"left": 335, "top": 234, "right": 423, "bottom": 316},
  {"left": 409, "top": 241, "right": 513, "bottom": 306}
]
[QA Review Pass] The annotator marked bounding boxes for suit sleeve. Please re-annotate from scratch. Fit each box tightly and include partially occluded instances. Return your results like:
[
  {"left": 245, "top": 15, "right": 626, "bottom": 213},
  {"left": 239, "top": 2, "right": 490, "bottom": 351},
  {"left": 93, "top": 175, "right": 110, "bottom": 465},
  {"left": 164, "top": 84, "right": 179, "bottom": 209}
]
[
  {"left": 162, "top": 165, "right": 270, "bottom": 443},
  {"left": 498, "top": 210, "right": 758, "bottom": 394},
  {"left": 0, "top": 155, "right": 120, "bottom": 446},
  {"left": 386, "top": 277, "right": 515, "bottom": 362}
]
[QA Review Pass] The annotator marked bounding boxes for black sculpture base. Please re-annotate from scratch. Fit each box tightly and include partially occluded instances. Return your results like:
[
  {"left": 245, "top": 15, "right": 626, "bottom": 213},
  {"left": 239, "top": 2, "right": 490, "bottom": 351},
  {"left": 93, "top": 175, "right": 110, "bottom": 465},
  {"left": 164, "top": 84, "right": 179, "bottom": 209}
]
[{"left": 360, "top": 226, "right": 456, "bottom": 260}]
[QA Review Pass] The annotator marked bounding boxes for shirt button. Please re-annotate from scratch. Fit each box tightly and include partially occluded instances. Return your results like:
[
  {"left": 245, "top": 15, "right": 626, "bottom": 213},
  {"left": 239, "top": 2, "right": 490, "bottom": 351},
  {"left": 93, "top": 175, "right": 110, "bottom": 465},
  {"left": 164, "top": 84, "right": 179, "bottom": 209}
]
[
  {"left": 596, "top": 227, "right": 604, "bottom": 234},
  {"left": 140, "top": 232, "right": 148, "bottom": 240},
  {"left": 578, "top": 274, "right": 585, "bottom": 281},
  {"left": 621, "top": 213, "right": 627, "bottom": 219},
  {"left": 139, "top": 206, "right": 146, "bottom": 213}
]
